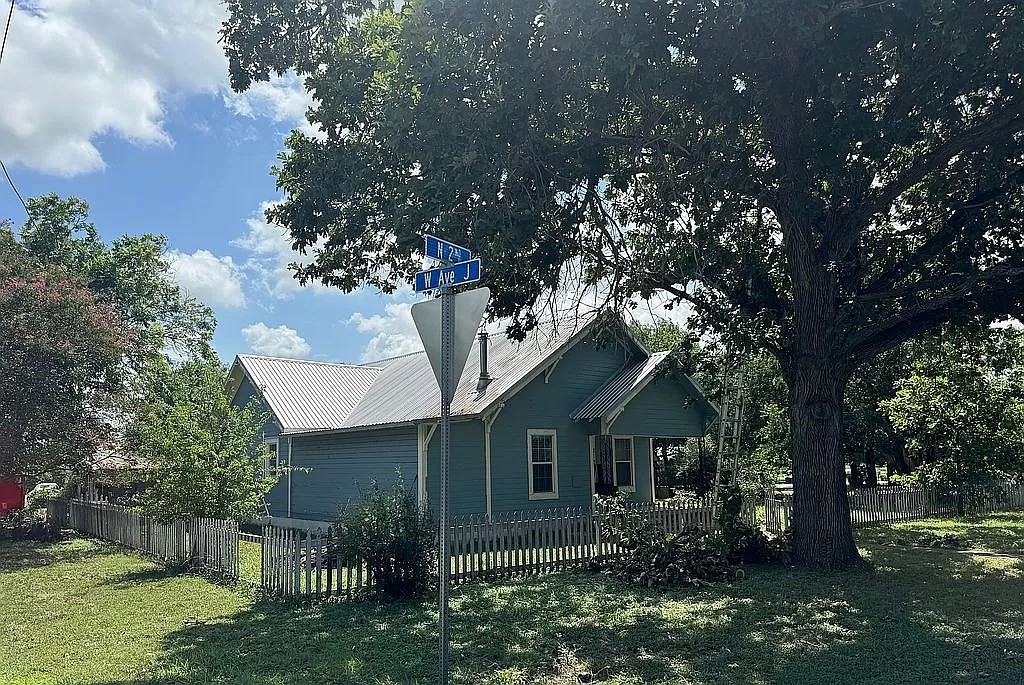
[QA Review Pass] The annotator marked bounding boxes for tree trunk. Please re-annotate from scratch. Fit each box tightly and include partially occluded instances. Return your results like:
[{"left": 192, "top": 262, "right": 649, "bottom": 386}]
[{"left": 787, "top": 357, "right": 861, "bottom": 568}]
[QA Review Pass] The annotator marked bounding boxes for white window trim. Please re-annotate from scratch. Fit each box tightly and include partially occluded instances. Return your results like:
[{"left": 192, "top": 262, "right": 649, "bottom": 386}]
[
  {"left": 527, "top": 429, "right": 559, "bottom": 500},
  {"left": 612, "top": 435, "right": 636, "bottom": 492},
  {"left": 264, "top": 437, "right": 280, "bottom": 478}
]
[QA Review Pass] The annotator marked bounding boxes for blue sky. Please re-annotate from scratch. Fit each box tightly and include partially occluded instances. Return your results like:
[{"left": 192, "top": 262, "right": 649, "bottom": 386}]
[{"left": 0, "top": 0, "right": 422, "bottom": 364}]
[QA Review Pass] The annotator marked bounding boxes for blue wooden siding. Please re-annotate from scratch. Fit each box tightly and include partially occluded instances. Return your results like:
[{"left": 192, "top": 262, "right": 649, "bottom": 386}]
[
  {"left": 231, "top": 334, "right": 713, "bottom": 522},
  {"left": 424, "top": 420, "right": 486, "bottom": 517},
  {"left": 610, "top": 375, "right": 712, "bottom": 438},
  {"left": 232, "top": 376, "right": 288, "bottom": 516},
  {"left": 287, "top": 427, "right": 418, "bottom": 521},
  {"left": 486, "top": 336, "right": 634, "bottom": 514}
]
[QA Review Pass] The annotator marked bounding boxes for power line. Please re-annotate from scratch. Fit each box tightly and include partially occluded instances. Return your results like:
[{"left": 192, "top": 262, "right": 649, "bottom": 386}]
[
  {"left": 1, "top": 0, "right": 28, "bottom": 217},
  {"left": 0, "top": 0, "right": 13, "bottom": 65},
  {"left": 1, "top": 159, "right": 27, "bottom": 214}
]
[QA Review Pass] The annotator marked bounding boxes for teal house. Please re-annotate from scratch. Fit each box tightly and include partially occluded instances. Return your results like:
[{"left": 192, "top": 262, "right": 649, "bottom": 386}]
[{"left": 227, "top": 314, "right": 718, "bottom": 525}]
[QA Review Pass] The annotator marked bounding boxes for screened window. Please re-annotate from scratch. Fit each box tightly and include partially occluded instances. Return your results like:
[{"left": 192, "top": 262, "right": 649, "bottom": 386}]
[
  {"left": 614, "top": 437, "right": 635, "bottom": 490},
  {"left": 264, "top": 438, "right": 279, "bottom": 478},
  {"left": 528, "top": 429, "right": 558, "bottom": 499}
]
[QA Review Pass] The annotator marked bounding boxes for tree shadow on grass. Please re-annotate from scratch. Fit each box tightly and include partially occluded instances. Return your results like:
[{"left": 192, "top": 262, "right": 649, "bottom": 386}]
[
  {"left": 86, "top": 546, "right": 1024, "bottom": 685},
  {"left": 102, "top": 565, "right": 185, "bottom": 588},
  {"left": 0, "top": 537, "right": 111, "bottom": 573}
]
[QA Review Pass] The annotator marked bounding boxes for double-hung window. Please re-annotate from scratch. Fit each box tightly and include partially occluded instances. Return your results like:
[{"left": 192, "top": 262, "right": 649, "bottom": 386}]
[
  {"left": 528, "top": 429, "right": 558, "bottom": 500},
  {"left": 264, "top": 437, "right": 280, "bottom": 478},
  {"left": 613, "top": 436, "right": 635, "bottom": 491}
]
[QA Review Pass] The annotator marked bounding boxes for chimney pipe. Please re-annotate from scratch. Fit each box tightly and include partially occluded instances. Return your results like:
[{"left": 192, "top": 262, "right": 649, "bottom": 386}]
[{"left": 477, "top": 329, "right": 492, "bottom": 392}]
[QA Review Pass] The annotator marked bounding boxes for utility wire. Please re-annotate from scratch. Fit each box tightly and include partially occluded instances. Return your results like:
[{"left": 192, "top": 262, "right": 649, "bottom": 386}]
[
  {"left": 1, "top": 0, "right": 28, "bottom": 216},
  {"left": 0, "top": 0, "right": 13, "bottom": 64}
]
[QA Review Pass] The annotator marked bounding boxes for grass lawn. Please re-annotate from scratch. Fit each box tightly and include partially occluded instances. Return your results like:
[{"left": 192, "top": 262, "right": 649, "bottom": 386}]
[
  {"left": 0, "top": 538, "right": 245, "bottom": 685},
  {"left": 2, "top": 513, "right": 1023, "bottom": 685},
  {"left": 856, "top": 510, "right": 1024, "bottom": 555},
  {"left": 239, "top": 539, "right": 261, "bottom": 584}
]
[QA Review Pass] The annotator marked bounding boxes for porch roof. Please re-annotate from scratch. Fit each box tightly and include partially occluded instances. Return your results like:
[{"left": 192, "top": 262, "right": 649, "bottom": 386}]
[{"left": 571, "top": 351, "right": 672, "bottom": 421}]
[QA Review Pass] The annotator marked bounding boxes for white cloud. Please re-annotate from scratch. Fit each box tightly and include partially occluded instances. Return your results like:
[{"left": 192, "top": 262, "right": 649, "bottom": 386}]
[
  {"left": 223, "top": 72, "right": 321, "bottom": 138},
  {"left": 627, "top": 292, "right": 695, "bottom": 329},
  {"left": 0, "top": 1, "right": 224, "bottom": 175},
  {"left": 0, "top": 1, "right": 315, "bottom": 176},
  {"left": 166, "top": 249, "right": 246, "bottom": 308},
  {"left": 232, "top": 201, "right": 331, "bottom": 299},
  {"left": 241, "top": 322, "right": 311, "bottom": 359},
  {"left": 349, "top": 301, "right": 423, "bottom": 362}
]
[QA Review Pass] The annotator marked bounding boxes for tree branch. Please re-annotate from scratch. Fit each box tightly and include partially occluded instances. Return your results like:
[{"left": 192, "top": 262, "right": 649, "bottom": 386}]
[
  {"left": 866, "top": 103, "right": 1024, "bottom": 219},
  {"left": 863, "top": 165, "right": 1024, "bottom": 296},
  {"left": 849, "top": 263, "right": 1024, "bottom": 360}
]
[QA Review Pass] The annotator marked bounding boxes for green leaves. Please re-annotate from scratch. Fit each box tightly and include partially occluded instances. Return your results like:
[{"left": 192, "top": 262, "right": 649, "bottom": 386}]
[
  {"left": 880, "top": 324, "right": 1024, "bottom": 489},
  {"left": 135, "top": 357, "right": 275, "bottom": 522},
  {"left": 0, "top": 230, "right": 130, "bottom": 480}
]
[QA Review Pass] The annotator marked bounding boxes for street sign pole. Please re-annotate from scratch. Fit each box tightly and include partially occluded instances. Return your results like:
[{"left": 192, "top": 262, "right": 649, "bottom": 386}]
[
  {"left": 412, "top": 235, "right": 485, "bottom": 685},
  {"left": 437, "top": 283, "right": 453, "bottom": 685}
]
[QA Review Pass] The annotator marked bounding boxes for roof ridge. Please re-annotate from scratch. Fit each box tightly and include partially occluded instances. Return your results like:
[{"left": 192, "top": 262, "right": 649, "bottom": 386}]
[
  {"left": 356, "top": 313, "right": 601, "bottom": 365},
  {"left": 358, "top": 349, "right": 424, "bottom": 366},
  {"left": 238, "top": 353, "right": 383, "bottom": 370}
]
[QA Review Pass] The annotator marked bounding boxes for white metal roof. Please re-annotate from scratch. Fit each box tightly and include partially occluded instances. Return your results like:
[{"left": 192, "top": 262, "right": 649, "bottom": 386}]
[
  {"left": 229, "top": 316, "right": 607, "bottom": 434},
  {"left": 232, "top": 356, "right": 382, "bottom": 432}
]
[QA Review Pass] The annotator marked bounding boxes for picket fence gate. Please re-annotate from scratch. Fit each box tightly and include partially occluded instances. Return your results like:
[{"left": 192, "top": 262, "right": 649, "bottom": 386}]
[
  {"left": 763, "top": 481, "right": 1024, "bottom": 534},
  {"left": 48, "top": 499, "right": 240, "bottom": 579}
]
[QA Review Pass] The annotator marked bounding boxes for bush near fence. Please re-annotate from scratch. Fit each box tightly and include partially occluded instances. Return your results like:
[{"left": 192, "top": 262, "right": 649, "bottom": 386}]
[
  {"left": 256, "top": 498, "right": 735, "bottom": 599},
  {"left": 47, "top": 499, "right": 240, "bottom": 579}
]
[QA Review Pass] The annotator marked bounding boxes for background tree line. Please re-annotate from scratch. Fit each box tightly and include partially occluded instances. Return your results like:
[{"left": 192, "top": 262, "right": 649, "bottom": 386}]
[
  {"left": 1, "top": 194, "right": 275, "bottom": 522},
  {"left": 635, "top": 319, "right": 1024, "bottom": 498}
]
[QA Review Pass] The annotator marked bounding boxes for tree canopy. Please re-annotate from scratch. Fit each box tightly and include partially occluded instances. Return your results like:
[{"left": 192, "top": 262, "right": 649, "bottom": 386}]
[
  {"left": 1, "top": 195, "right": 218, "bottom": 485},
  {"left": 0, "top": 230, "right": 129, "bottom": 480},
  {"left": 222, "top": 0, "right": 1024, "bottom": 567}
]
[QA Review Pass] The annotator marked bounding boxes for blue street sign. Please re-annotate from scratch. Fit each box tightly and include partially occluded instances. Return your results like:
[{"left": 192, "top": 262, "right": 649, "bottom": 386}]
[
  {"left": 414, "top": 258, "right": 481, "bottom": 292},
  {"left": 424, "top": 234, "right": 472, "bottom": 264}
]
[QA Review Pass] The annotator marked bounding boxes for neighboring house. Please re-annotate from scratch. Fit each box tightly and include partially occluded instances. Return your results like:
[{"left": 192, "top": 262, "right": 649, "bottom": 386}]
[{"left": 226, "top": 313, "right": 718, "bottom": 525}]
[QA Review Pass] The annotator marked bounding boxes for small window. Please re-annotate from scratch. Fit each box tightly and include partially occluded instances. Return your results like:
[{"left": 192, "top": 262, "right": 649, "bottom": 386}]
[
  {"left": 614, "top": 437, "right": 635, "bottom": 491},
  {"left": 528, "top": 429, "right": 558, "bottom": 500},
  {"left": 264, "top": 438, "right": 279, "bottom": 478}
]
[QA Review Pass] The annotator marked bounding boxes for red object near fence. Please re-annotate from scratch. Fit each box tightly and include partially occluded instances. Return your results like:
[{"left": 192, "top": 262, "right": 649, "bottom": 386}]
[{"left": 0, "top": 479, "right": 25, "bottom": 515}]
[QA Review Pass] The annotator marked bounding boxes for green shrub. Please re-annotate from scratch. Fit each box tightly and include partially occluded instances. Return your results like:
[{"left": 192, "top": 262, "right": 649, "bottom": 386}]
[
  {"left": 592, "top": 494, "right": 733, "bottom": 587},
  {"left": 0, "top": 509, "right": 61, "bottom": 542},
  {"left": 332, "top": 474, "right": 435, "bottom": 599}
]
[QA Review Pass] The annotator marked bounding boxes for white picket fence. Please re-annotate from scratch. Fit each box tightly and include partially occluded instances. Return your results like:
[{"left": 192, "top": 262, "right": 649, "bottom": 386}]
[
  {"left": 256, "top": 498, "right": 733, "bottom": 598},
  {"left": 48, "top": 499, "right": 240, "bottom": 579},
  {"left": 52, "top": 481, "right": 1024, "bottom": 601},
  {"left": 763, "top": 481, "right": 1024, "bottom": 534}
]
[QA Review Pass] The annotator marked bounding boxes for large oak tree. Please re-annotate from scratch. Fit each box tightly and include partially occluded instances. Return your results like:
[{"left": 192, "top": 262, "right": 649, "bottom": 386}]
[{"left": 222, "top": 0, "right": 1024, "bottom": 567}]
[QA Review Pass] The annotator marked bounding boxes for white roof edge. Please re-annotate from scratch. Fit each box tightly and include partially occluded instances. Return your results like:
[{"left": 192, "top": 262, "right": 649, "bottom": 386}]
[
  {"left": 237, "top": 353, "right": 383, "bottom": 370},
  {"left": 280, "top": 416, "right": 480, "bottom": 437}
]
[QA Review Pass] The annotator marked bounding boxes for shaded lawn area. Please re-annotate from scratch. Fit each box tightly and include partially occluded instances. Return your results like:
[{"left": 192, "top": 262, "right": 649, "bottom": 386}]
[
  {"left": 2, "top": 513, "right": 1023, "bottom": 685},
  {"left": 856, "top": 510, "right": 1024, "bottom": 556}
]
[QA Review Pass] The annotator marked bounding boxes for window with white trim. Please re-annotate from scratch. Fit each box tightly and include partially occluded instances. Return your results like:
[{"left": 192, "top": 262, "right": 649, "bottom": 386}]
[
  {"left": 613, "top": 436, "right": 635, "bottom": 491},
  {"left": 528, "top": 429, "right": 558, "bottom": 499},
  {"left": 264, "top": 437, "right": 280, "bottom": 478}
]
